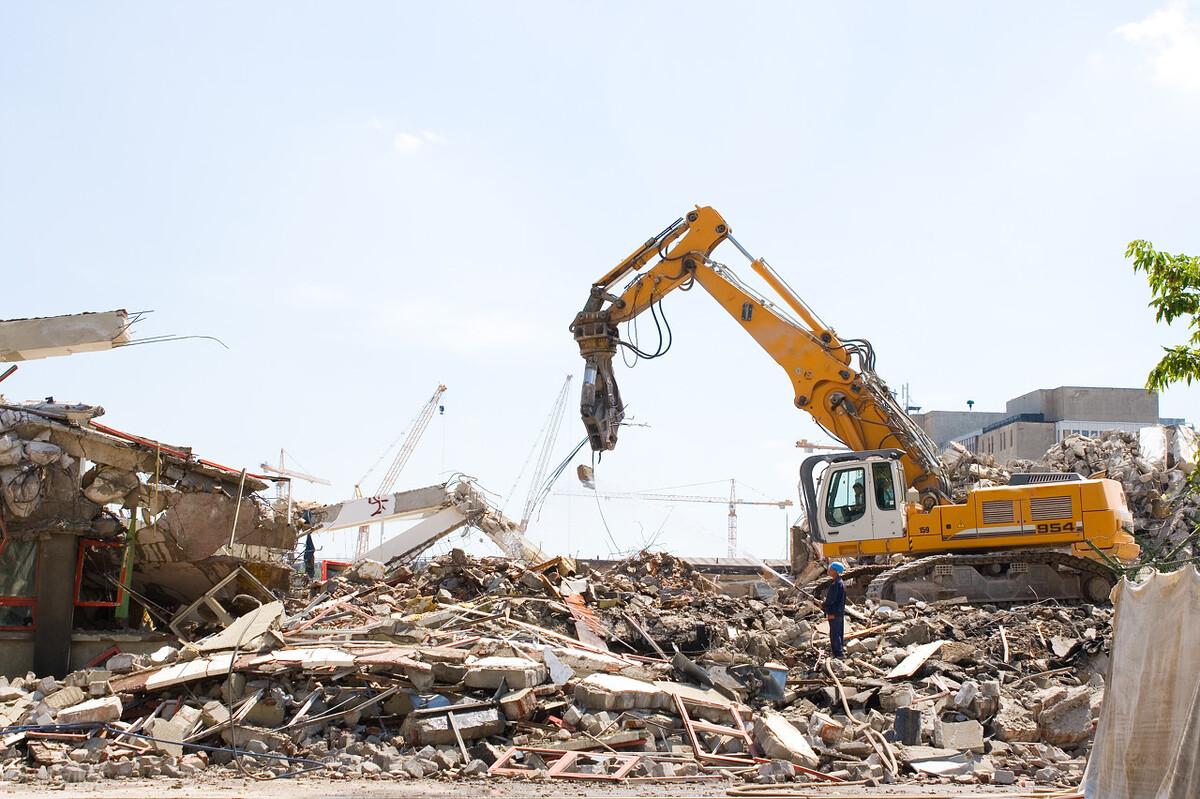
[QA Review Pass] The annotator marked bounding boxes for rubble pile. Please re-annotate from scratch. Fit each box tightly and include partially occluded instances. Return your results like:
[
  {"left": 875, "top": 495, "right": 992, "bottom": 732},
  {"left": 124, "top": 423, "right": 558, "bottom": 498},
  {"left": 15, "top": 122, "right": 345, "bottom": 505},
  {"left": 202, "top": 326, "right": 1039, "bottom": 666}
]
[
  {"left": 940, "top": 442, "right": 1011, "bottom": 501},
  {"left": 0, "top": 549, "right": 1111, "bottom": 788},
  {"left": 1020, "top": 427, "right": 1200, "bottom": 552},
  {"left": 943, "top": 425, "right": 1200, "bottom": 553}
]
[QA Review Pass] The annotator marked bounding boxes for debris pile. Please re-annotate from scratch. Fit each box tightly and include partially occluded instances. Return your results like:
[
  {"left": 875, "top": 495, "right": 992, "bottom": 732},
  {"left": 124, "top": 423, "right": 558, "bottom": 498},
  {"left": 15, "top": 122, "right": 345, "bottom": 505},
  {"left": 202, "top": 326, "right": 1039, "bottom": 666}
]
[
  {"left": 940, "top": 442, "right": 1011, "bottom": 500},
  {"left": 0, "top": 549, "right": 1110, "bottom": 788},
  {"left": 943, "top": 425, "right": 1200, "bottom": 554},
  {"left": 1019, "top": 427, "right": 1199, "bottom": 552},
  {"left": 0, "top": 399, "right": 306, "bottom": 610}
]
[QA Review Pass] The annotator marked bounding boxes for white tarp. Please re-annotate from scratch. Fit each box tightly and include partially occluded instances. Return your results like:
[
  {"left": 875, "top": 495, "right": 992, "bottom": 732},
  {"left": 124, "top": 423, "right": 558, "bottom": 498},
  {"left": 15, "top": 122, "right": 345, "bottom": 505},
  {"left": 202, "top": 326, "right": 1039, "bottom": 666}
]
[{"left": 1081, "top": 566, "right": 1200, "bottom": 798}]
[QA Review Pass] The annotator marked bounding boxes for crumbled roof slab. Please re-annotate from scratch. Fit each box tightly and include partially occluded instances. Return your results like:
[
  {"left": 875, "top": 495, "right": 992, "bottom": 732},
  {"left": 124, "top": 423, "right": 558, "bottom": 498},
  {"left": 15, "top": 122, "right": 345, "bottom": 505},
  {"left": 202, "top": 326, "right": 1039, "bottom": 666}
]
[{"left": 0, "top": 309, "right": 130, "bottom": 362}]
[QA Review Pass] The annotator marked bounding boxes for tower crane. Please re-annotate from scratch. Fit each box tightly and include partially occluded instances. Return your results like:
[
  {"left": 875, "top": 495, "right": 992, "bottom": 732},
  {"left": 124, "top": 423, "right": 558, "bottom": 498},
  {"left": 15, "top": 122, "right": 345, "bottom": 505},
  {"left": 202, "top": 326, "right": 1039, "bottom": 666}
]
[
  {"left": 515, "top": 375, "right": 573, "bottom": 532},
  {"left": 351, "top": 384, "right": 447, "bottom": 559},
  {"left": 795, "top": 438, "right": 845, "bottom": 453},
  {"left": 259, "top": 449, "right": 331, "bottom": 517},
  {"left": 559, "top": 480, "right": 792, "bottom": 557}
]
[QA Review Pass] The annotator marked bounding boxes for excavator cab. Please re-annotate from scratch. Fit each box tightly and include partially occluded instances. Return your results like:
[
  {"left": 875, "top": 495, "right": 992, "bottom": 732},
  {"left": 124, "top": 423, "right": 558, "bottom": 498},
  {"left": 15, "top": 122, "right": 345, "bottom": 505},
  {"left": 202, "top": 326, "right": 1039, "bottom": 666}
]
[{"left": 802, "top": 449, "right": 907, "bottom": 544}]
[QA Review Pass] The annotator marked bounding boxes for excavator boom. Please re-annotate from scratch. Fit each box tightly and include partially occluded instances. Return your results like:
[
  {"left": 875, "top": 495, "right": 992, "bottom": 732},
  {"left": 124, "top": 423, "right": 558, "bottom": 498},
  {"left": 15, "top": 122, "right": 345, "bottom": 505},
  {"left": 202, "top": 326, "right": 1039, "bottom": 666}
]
[{"left": 571, "top": 205, "right": 949, "bottom": 499}]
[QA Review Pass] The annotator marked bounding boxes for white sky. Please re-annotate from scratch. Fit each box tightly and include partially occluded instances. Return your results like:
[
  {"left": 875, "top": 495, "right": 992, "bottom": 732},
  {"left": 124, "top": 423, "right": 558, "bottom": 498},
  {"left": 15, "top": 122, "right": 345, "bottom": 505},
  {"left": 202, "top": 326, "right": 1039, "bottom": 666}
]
[{"left": 3, "top": 2, "right": 1199, "bottom": 562}]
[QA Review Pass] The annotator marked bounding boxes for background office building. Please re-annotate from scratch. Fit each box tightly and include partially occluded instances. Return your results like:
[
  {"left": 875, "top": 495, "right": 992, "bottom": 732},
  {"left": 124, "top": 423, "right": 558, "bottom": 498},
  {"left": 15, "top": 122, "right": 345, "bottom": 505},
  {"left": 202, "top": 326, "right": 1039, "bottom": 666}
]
[{"left": 912, "top": 386, "right": 1185, "bottom": 462}]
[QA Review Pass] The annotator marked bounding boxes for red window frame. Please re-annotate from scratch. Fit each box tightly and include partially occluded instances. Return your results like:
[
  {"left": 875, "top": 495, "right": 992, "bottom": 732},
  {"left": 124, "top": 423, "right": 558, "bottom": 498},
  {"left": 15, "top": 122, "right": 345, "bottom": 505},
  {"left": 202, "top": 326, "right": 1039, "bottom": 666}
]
[
  {"left": 321, "top": 560, "right": 350, "bottom": 580},
  {"left": 0, "top": 516, "right": 36, "bottom": 631}
]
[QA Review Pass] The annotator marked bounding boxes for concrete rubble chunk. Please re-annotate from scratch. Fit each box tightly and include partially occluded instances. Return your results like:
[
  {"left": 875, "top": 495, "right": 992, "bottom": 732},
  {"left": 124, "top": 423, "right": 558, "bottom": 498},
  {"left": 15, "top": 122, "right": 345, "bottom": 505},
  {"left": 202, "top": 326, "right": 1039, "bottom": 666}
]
[
  {"left": 42, "top": 686, "right": 86, "bottom": 711},
  {"left": 994, "top": 700, "right": 1040, "bottom": 742},
  {"left": 56, "top": 696, "right": 123, "bottom": 725},
  {"left": 462, "top": 656, "right": 546, "bottom": 690},
  {"left": 573, "top": 673, "right": 668, "bottom": 711},
  {"left": 149, "top": 646, "right": 179, "bottom": 666},
  {"left": 400, "top": 708, "right": 506, "bottom": 746},
  {"left": 200, "top": 700, "right": 231, "bottom": 727},
  {"left": 498, "top": 687, "right": 537, "bottom": 721},
  {"left": 105, "top": 653, "right": 138, "bottom": 674},
  {"left": 144, "top": 716, "right": 187, "bottom": 757},
  {"left": 934, "top": 718, "right": 984, "bottom": 753},
  {"left": 756, "top": 759, "right": 796, "bottom": 783},
  {"left": 753, "top": 711, "right": 819, "bottom": 769},
  {"left": 809, "top": 712, "right": 844, "bottom": 745},
  {"left": 880, "top": 683, "right": 915, "bottom": 711},
  {"left": 1037, "top": 686, "right": 1095, "bottom": 747}
]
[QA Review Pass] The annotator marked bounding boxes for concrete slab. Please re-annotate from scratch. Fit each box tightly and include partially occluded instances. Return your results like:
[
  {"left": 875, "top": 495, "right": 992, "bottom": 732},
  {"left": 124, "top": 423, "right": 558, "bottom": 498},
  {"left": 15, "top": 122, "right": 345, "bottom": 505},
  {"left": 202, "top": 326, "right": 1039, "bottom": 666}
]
[
  {"left": 56, "top": 696, "right": 123, "bottom": 725},
  {"left": 754, "top": 711, "right": 820, "bottom": 769},
  {"left": 0, "top": 310, "right": 131, "bottom": 362},
  {"left": 934, "top": 718, "right": 985, "bottom": 753},
  {"left": 401, "top": 708, "right": 505, "bottom": 746},
  {"left": 462, "top": 657, "right": 546, "bottom": 690},
  {"left": 143, "top": 654, "right": 234, "bottom": 691},
  {"left": 574, "top": 673, "right": 668, "bottom": 711},
  {"left": 197, "top": 602, "right": 283, "bottom": 653}
]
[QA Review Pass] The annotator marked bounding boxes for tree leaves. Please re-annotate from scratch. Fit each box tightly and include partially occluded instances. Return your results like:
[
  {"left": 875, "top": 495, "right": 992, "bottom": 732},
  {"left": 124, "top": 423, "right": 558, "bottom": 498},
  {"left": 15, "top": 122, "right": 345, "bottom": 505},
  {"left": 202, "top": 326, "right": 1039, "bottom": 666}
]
[{"left": 1127, "top": 240, "right": 1200, "bottom": 391}]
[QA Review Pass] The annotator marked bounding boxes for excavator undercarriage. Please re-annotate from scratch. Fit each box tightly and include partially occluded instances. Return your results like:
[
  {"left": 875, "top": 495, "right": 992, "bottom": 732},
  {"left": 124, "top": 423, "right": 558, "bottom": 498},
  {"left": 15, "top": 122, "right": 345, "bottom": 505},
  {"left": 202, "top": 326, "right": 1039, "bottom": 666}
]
[
  {"left": 806, "top": 551, "right": 1116, "bottom": 606},
  {"left": 865, "top": 551, "right": 1116, "bottom": 605}
]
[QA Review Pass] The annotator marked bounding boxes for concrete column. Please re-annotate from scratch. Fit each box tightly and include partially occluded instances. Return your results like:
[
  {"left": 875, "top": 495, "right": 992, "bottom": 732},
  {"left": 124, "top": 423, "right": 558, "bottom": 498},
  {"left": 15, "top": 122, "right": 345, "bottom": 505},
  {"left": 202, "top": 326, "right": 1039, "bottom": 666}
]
[{"left": 34, "top": 534, "right": 77, "bottom": 677}]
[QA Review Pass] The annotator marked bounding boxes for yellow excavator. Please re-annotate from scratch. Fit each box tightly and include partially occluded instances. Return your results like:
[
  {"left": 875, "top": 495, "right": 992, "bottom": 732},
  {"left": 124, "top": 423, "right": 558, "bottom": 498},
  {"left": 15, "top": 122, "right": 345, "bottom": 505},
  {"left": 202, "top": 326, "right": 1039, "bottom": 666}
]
[{"left": 571, "top": 206, "right": 1140, "bottom": 603}]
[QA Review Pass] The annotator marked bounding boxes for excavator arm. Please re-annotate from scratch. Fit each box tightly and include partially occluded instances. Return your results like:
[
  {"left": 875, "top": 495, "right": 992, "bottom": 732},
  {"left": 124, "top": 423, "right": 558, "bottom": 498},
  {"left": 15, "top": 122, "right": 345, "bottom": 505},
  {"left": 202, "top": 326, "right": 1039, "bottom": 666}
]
[{"left": 570, "top": 205, "right": 950, "bottom": 499}]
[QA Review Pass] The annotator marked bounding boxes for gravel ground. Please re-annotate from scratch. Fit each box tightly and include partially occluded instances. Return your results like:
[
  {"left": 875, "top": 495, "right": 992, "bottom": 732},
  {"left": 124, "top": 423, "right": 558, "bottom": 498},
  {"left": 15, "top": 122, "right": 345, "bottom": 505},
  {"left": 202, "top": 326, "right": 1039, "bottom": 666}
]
[{"left": 0, "top": 775, "right": 1071, "bottom": 798}]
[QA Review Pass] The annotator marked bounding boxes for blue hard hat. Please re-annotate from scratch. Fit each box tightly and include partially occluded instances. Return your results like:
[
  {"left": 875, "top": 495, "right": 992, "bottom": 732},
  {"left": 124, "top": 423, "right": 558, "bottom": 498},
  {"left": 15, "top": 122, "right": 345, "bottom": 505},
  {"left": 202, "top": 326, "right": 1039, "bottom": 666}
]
[{"left": 829, "top": 562, "right": 845, "bottom": 574}]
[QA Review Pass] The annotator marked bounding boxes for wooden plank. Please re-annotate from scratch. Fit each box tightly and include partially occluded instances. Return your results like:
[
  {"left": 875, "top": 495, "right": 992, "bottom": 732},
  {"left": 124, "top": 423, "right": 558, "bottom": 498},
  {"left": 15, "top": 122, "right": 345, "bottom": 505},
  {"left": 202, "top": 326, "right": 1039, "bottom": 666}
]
[{"left": 886, "top": 640, "right": 946, "bottom": 680}]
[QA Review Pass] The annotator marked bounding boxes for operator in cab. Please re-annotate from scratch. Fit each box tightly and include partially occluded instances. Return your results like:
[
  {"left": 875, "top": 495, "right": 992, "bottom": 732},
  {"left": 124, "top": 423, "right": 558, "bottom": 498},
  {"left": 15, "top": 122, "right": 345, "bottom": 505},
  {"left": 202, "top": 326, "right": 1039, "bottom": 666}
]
[
  {"left": 824, "top": 562, "right": 846, "bottom": 659},
  {"left": 850, "top": 483, "right": 866, "bottom": 516}
]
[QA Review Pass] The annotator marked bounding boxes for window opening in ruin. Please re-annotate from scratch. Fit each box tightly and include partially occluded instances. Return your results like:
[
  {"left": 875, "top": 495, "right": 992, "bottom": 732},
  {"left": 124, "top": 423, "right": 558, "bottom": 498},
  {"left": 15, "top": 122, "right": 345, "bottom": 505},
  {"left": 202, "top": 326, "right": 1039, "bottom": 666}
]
[{"left": 74, "top": 539, "right": 126, "bottom": 608}]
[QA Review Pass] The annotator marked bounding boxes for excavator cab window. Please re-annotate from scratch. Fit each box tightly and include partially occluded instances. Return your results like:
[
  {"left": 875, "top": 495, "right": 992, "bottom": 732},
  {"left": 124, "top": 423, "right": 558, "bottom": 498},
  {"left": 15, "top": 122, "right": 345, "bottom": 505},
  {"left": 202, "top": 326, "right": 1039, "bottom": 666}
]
[
  {"left": 872, "top": 462, "right": 897, "bottom": 510},
  {"left": 825, "top": 467, "right": 867, "bottom": 527}
]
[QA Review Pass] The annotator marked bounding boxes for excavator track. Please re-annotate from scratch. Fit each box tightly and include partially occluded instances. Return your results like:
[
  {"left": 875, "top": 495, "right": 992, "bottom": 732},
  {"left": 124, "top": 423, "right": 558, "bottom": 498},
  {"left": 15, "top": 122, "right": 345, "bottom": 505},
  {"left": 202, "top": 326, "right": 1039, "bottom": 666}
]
[
  {"left": 865, "top": 550, "right": 1117, "bottom": 605},
  {"left": 808, "top": 564, "right": 891, "bottom": 601}
]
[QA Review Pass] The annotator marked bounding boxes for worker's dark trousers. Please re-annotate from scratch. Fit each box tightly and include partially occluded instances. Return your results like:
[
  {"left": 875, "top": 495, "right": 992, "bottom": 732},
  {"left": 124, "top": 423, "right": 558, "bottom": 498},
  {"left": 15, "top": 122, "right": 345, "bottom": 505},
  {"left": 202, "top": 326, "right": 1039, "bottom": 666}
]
[{"left": 829, "top": 614, "right": 845, "bottom": 658}]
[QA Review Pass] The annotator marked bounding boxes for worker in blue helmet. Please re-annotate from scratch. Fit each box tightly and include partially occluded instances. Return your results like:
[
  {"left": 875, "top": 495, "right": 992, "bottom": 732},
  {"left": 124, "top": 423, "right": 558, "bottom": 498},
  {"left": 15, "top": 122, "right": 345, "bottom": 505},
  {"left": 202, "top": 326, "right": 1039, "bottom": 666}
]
[{"left": 824, "top": 562, "right": 846, "bottom": 658}]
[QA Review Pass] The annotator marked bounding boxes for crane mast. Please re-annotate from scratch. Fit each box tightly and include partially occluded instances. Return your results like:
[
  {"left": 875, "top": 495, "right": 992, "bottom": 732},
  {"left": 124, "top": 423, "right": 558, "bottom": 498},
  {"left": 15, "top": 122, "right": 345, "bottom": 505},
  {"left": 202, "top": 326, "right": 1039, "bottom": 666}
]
[
  {"left": 519, "top": 375, "right": 573, "bottom": 531},
  {"left": 352, "top": 384, "right": 447, "bottom": 559},
  {"left": 727, "top": 479, "right": 737, "bottom": 559}
]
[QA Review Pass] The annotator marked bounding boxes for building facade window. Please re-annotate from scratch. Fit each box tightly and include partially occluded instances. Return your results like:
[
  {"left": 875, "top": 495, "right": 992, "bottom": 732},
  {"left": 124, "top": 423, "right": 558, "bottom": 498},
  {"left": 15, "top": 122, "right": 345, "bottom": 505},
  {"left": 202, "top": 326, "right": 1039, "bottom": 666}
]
[{"left": 0, "top": 538, "right": 37, "bottom": 630}]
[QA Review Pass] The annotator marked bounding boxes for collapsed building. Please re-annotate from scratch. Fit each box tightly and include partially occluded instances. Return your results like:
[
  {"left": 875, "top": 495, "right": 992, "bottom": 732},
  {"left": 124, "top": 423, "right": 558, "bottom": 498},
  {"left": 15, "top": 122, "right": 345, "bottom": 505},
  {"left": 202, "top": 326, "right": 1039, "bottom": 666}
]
[
  {"left": 0, "top": 399, "right": 305, "bottom": 677},
  {"left": 0, "top": 309, "right": 309, "bottom": 679}
]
